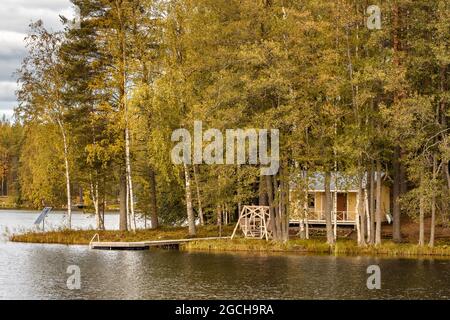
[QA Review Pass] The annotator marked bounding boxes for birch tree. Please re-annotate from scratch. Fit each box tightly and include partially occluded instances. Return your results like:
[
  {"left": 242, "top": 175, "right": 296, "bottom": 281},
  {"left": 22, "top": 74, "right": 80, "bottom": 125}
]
[{"left": 17, "top": 21, "right": 74, "bottom": 228}]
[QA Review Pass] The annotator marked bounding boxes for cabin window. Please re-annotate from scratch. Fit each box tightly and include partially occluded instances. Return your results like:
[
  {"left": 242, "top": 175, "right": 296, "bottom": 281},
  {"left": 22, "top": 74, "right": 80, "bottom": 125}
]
[{"left": 308, "top": 194, "right": 315, "bottom": 209}]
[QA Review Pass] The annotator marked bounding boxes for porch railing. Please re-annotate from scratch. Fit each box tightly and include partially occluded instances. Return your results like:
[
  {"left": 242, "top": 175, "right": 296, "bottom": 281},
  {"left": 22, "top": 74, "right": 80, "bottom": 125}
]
[{"left": 307, "top": 210, "right": 356, "bottom": 221}]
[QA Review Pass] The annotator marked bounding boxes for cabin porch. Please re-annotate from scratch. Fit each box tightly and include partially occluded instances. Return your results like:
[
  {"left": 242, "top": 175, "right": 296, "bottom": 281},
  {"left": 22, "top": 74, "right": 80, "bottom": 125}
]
[
  {"left": 290, "top": 191, "right": 359, "bottom": 226},
  {"left": 290, "top": 211, "right": 357, "bottom": 226}
]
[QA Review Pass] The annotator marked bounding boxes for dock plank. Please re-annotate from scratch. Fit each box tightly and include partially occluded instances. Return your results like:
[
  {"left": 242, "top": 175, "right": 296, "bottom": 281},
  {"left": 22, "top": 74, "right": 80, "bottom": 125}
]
[{"left": 90, "top": 237, "right": 230, "bottom": 250}]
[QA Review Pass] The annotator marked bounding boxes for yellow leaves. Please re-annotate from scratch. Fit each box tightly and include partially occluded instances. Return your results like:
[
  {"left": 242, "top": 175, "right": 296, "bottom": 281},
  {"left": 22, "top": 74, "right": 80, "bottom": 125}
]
[
  {"left": 19, "top": 123, "right": 66, "bottom": 207},
  {"left": 85, "top": 141, "right": 118, "bottom": 169}
]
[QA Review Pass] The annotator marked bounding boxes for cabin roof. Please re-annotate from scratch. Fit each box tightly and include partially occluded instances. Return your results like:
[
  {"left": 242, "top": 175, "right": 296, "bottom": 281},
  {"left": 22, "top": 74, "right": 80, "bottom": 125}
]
[{"left": 290, "top": 171, "right": 387, "bottom": 192}]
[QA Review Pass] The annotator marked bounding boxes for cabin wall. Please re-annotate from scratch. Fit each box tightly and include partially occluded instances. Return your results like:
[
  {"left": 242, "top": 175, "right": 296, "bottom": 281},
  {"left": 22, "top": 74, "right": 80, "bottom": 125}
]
[
  {"left": 315, "top": 192, "right": 323, "bottom": 215},
  {"left": 288, "top": 187, "right": 391, "bottom": 222},
  {"left": 347, "top": 192, "right": 357, "bottom": 220}
]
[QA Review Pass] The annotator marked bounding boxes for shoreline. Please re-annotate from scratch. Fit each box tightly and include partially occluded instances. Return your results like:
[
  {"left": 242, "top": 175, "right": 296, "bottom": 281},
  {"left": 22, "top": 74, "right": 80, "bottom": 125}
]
[
  {"left": 9, "top": 228, "right": 450, "bottom": 258},
  {"left": 182, "top": 239, "right": 450, "bottom": 258}
]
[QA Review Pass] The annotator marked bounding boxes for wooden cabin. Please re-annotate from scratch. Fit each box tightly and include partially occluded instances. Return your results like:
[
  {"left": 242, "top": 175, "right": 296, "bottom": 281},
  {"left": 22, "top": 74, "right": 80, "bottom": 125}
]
[{"left": 290, "top": 172, "right": 391, "bottom": 226}]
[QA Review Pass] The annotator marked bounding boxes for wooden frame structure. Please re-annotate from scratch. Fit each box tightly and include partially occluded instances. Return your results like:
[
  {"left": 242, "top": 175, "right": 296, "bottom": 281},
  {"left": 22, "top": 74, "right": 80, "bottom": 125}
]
[{"left": 231, "top": 206, "right": 272, "bottom": 241}]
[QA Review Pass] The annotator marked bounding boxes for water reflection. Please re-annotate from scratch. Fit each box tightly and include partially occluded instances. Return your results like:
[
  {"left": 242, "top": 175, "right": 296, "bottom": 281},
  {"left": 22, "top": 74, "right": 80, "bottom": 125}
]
[{"left": 0, "top": 210, "right": 449, "bottom": 300}]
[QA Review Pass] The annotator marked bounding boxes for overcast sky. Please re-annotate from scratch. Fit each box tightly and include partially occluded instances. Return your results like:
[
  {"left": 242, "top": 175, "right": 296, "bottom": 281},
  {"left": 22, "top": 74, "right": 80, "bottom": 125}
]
[{"left": 0, "top": 0, "right": 76, "bottom": 120}]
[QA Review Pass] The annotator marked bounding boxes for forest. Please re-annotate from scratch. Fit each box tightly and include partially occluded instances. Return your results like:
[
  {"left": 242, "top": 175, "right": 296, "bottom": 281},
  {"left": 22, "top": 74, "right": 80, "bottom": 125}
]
[{"left": 0, "top": 0, "right": 448, "bottom": 247}]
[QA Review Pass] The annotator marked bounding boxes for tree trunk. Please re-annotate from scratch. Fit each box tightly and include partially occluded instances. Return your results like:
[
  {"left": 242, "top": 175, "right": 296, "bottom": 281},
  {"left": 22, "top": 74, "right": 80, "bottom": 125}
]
[
  {"left": 125, "top": 126, "right": 136, "bottom": 232},
  {"left": 93, "top": 186, "right": 100, "bottom": 230},
  {"left": 57, "top": 119, "right": 72, "bottom": 230},
  {"left": 119, "top": 172, "right": 128, "bottom": 231},
  {"left": 393, "top": 146, "right": 402, "bottom": 242},
  {"left": 90, "top": 176, "right": 103, "bottom": 230},
  {"left": 299, "top": 199, "right": 306, "bottom": 239},
  {"left": 324, "top": 171, "right": 334, "bottom": 245},
  {"left": 429, "top": 192, "right": 436, "bottom": 248},
  {"left": 375, "top": 161, "right": 382, "bottom": 245},
  {"left": 356, "top": 189, "right": 361, "bottom": 245},
  {"left": 126, "top": 174, "right": 131, "bottom": 229},
  {"left": 429, "top": 156, "right": 437, "bottom": 247},
  {"left": 266, "top": 175, "right": 278, "bottom": 240},
  {"left": 304, "top": 170, "right": 310, "bottom": 240},
  {"left": 444, "top": 160, "right": 450, "bottom": 191},
  {"left": 443, "top": 165, "right": 450, "bottom": 227},
  {"left": 183, "top": 164, "right": 196, "bottom": 236},
  {"left": 273, "top": 174, "right": 283, "bottom": 241},
  {"left": 358, "top": 176, "right": 366, "bottom": 246},
  {"left": 193, "top": 165, "right": 204, "bottom": 226},
  {"left": 305, "top": 169, "right": 310, "bottom": 239},
  {"left": 101, "top": 179, "right": 106, "bottom": 228},
  {"left": 419, "top": 192, "right": 425, "bottom": 246},
  {"left": 116, "top": 0, "right": 135, "bottom": 232},
  {"left": 101, "top": 197, "right": 106, "bottom": 230},
  {"left": 149, "top": 168, "right": 158, "bottom": 229},
  {"left": 224, "top": 205, "right": 229, "bottom": 225},
  {"left": 365, "top": 188, "right": 371, "bottom": 243},
  {"left": 400, "top": 160, "right": 408, "bottom": 195},
  {"left": 217, "top": 204, "right": 222, "bottom": 226},
  {"left": 280, "top": 164, "right": 289, "bottom": 242},
  {"left": 369, "top": 164, "right": 375, "bottom": 244},
  {"left": 299, "top": 178, "right": 308, "bottom": 239},
  {"left": 259, "top": 174, "right": 268, "bottom": 206}
]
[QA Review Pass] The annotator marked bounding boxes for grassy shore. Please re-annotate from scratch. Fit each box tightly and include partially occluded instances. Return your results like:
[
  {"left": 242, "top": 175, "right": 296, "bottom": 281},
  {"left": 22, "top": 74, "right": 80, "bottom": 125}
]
[
  {"left": 182, "top": 238, "right": 450, "bottom": 257},
  {"left": 10, "top": 225, "right": 234, "bottom": 245},
  {"left": 10, "top": 227, "right": 450, "bottom": 257}
]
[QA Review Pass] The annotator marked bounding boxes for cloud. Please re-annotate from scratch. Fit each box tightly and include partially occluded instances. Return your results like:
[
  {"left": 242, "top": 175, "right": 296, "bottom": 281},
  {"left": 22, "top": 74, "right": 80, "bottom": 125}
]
[
  {"left": 0, "top": 0, "right": 74, "bottom": 115},
  {"left": 0, "top": 81, "right": 17, "bottom": 101},
  {"left": 0, "top": 31, "right": 26, "bottom": 82},
  {"left": 0, "top": 59, "right": 22, "bottom": 82},
  {"left": 0, "top": 1, "right": 75, "bottom": 33},
  {"left": 0, "top": 100, "right": 16, "bottom": 122},
  {"left": 0, "top": 31, "right": 26, "bottom": 59}
]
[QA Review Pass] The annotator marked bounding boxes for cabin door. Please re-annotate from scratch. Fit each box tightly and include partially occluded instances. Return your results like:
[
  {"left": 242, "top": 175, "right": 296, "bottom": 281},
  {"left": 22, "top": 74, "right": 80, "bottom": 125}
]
[{"left": 336, "top": 193, "right": 347, "bottom": 220}]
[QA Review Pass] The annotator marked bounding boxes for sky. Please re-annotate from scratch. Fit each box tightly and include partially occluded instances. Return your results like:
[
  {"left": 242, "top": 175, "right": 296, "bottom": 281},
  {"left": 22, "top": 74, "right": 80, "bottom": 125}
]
[{"left": 0, "top": 0, "right": 76, "bottom": 120}]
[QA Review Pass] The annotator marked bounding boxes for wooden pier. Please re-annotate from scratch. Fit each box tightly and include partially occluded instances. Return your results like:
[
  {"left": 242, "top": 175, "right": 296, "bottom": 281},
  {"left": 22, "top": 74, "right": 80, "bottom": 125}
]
[{"left": 89, "top": 236, "right": 230, "bottom": 251}]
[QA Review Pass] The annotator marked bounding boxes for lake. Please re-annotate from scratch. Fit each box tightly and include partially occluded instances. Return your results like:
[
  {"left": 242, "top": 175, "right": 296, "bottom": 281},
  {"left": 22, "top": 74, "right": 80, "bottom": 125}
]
[{"left": 0, "top": 210, "right": 449, "bottom": 300}]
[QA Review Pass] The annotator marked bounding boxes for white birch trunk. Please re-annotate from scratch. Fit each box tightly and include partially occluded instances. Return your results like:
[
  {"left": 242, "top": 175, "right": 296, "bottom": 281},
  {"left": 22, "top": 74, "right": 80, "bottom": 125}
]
[
  {"left": 356, "top": 190, "right": 361, "bottom": 244},
  {"left": 375, "top": 162, "right": 382, "bottom": 245},
  {"left": 126, "top": 174, "right": 131, "bottom": 230},
  {"left": 357, "top": 185, "right": 367, "bottom": 246},
  {"left": 90, "top": 176, "right": 102, "bottom": 230},
  {"left": 333, "top": 193, "right": 337, "bottom": 241},
  {"left": 184, "top": 164, "right": 196, "bottom": 236},
  {"left": 299, "top": 200, "right": 306, "bottom": 239},
  {"left": 429, "top": 156, "right": 438, "bottom": 247},
  {"left": 429, "top": 193, "right": 436, "bottom": 247},
  {"left": 419, "top": 193, "right": 425, "bottom": 246},
  {"left": 193, "top": 165, "right": 204, "bottom": 226},
  {"left": 125, "top": 125, "right": 136, "bottom": 232},
  {"left": 365, "top": 190, "right": 371, "bottom": 243},
  {"left": 57, "top": 118, "right": 72, "bottom": 230}
]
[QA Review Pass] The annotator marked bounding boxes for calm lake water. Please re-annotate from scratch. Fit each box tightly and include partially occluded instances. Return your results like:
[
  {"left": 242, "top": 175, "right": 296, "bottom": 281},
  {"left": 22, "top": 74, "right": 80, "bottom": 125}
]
[{"left": 1, "top": 210, "right": 450, "bottom": 300}]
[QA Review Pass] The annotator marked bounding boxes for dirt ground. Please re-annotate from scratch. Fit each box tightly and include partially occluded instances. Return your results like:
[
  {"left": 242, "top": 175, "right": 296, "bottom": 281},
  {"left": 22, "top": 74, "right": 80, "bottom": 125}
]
[{"left": 380, "top": 215, "right": 450, "bottom": 243}]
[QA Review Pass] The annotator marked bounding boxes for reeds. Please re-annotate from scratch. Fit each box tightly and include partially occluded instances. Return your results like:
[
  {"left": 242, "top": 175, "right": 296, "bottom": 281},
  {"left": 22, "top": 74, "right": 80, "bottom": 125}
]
[{"left": 184, "top": 238, "right": 450, "bottom": 257}]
